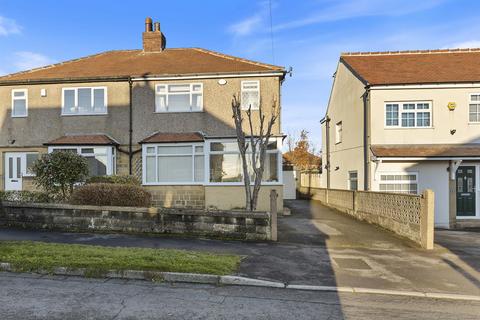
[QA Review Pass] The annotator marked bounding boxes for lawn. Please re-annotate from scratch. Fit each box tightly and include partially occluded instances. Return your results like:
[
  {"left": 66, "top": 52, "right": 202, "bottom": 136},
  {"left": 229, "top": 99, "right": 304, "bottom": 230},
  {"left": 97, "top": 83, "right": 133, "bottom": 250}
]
[{"left": 0, "top": 241, "right": 241, "bottom": 277}]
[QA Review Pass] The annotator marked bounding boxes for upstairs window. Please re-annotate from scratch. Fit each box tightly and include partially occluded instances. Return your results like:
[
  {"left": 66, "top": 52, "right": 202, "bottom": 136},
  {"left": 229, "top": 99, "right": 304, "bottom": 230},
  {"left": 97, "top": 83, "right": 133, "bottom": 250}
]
[
  {"left": 241, "top": 80, "right": 260, "bottom": 110},
  {"left": 335, "top": 121, "right": 343, "bottom": 144},
  {"left": 62, "top": 87, "right": 107, "bottom": 115},
  {"left": 155, "top": 83, "right": 203, "bottom": 112},
  {"left": 385, "top": 102, "right": 431, "bottom": 128},
  {"left": 469, "top": 94, "right": 480, "bottom": 123},
  {"left": 11, "top": 89, "right": 28, "bottom": 117}
]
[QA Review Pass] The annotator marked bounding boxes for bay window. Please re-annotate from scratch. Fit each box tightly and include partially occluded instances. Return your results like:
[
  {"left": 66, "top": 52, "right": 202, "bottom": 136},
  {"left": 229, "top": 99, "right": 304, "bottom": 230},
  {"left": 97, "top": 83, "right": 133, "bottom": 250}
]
[
  {"left": 209, "top": 139, "right": 280, "bottom": 184},
  {"left": 143, "top": 144, "right": 204, "bottom": 184},
  {"left": 48, "top": 146, "right": 115, "bottom": 177},
  {"left": 155, "top": 83, "right": 203, "bottom": 112},
  {"left": 385, "top": 102, "right": 431, "bottom": 128},
  {"left": 62, "top": 87, "right": 107, "bottom": 115}
]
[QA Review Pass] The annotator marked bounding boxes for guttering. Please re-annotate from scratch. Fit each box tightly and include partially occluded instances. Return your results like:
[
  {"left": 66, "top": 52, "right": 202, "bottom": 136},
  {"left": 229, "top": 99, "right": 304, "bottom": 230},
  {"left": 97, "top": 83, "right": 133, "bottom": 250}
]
[
  {"left": 369, "top": 82, "right": 480, "bottom": 90},
  {"left": 131, "top": 71, "right": 286, "bottom": 82},
  {"left": 376, "top": 156, "right": 480, "bottom": 161},
  {"left": 363, "top": 86, "right": 370, "bottom": 191},
  {"left": 0, "top": 71, "right": 286, "bottom": 87}
]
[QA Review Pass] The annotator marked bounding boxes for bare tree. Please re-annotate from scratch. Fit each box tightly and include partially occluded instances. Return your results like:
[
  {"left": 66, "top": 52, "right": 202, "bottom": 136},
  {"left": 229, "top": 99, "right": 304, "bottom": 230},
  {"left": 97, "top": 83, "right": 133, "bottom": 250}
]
[{"left": 232, "top": 95, "right": 278, "bottom": 211}]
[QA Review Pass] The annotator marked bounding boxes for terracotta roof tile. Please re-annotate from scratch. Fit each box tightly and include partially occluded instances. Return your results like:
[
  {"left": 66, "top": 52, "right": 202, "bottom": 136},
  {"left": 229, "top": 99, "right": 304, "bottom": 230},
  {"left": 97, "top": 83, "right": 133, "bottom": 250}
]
[
  {"left": 341, "top": 49, "right": 480, "bottom": 85},
  {"left": 0, "top": 48, "right": 284, "bottom": 83},
  {"left": 371, "top": 144, "right": 480, "bottom": 158},
  {"left": 140, "top": 132, "right": 204, "bottom": 144},
  {"left": 45, "top": 134, "right": 118, "bottom": 146}
]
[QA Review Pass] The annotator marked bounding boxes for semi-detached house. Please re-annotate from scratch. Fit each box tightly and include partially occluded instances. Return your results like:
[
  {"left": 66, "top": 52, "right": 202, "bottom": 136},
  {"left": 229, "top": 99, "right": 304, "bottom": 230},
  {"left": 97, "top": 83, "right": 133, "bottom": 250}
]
[
  {"left": 321, "top": 49, "right": 480, "bottom": 228},
  {"left": 0, "top": 18, "right": 286, "bottom": 211}
]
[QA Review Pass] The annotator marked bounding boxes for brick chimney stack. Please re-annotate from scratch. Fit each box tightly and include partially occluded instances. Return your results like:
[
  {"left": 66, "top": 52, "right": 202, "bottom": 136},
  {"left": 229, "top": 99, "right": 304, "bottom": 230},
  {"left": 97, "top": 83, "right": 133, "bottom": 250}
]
[{"left": 142, "top": 17, "right": 166, "bottom": 52}]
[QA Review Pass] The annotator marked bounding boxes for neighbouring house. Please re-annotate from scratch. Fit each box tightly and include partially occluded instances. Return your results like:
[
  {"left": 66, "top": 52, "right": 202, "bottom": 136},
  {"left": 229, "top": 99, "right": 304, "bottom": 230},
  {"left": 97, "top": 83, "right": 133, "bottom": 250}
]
[
  {"left": 0, "top": 17, "right": 286, "bottom": 211},
  {"left": 321, "top": 49, "right": 480, "bottom": 228}
]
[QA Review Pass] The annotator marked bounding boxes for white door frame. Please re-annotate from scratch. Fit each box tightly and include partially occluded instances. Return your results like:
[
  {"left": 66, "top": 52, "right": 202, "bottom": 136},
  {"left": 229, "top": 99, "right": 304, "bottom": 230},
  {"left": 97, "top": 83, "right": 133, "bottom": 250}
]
[
  {"left": 457, "top": 164, "right": 480, "bottom": 220},
  {"left": 4, "top": 152, "right": 37, "bottom": 191}
]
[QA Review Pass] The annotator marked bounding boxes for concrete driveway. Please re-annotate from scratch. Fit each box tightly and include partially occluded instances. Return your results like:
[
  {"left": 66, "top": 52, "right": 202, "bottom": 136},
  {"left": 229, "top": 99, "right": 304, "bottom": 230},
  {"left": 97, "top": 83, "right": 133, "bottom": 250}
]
[{"left": 0, "top": 199, "right": 479, "bottom": 295}]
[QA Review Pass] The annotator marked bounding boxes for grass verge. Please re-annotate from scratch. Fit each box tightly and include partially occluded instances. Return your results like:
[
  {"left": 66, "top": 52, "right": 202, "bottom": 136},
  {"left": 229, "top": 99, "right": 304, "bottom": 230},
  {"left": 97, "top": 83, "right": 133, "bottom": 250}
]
[{"left": 0, "top": 241, "right": 240, "bottom": 277}]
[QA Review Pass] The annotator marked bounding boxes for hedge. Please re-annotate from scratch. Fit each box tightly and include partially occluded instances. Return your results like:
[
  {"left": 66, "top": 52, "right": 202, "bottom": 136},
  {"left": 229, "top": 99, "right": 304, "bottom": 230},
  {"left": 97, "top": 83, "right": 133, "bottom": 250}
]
[
  {"left": 85, "top": 175, "right": 141, "bottom": 186},
  {"left": 70, "top": 183, "right": 151, "bottom": 207},
  {"left": 0, "top": 191, "right": 52, "bottom": 203}
]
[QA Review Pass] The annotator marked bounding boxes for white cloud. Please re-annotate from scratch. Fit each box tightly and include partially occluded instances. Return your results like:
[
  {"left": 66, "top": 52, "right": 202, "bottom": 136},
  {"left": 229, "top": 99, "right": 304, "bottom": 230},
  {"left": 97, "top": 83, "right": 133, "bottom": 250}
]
[
  {"left": 274, "top": 0, "right": 446, "bottom": 31},
  {"left": 447, "top": 40, "right": 480, "bottom": 49},
  {"left": 229, "top": 15, "right": 263, "bottom": 37},
  {"left": 0, "top": 16, "right": 21, "bottom": 36},
  {"left": 13, "top": 51, "right": 54, "bottom": 71}
]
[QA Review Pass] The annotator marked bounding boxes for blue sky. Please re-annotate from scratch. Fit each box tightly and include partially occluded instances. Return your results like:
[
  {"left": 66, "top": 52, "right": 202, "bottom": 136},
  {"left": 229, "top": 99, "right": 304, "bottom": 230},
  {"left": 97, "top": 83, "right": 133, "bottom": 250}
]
[{"left": 1, "top": 0, "right": 480, "bottom": 150}]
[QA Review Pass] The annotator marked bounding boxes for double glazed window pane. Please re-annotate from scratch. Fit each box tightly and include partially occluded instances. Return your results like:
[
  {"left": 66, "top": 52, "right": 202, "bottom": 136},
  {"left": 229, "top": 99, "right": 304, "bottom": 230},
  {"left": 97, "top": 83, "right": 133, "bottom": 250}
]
[
  {"left": 13, "top": 99, "right": 27, "bottom": 116},
  {"left": 156, "top": 84, "right": 203, "bottom": 112},
  {"left": 210, "top": 154, "right": 242, "bottom": 182},
  {"left": 401, "top": 112, "right": 415, "bottom": 127},
  {"left": 158, "top": 156, "right": 192, "bottom": 182},
  {"left": 416, "top": 112, "right": 430, "bottom": 127},
  {"left": 470, "top": 104, "right": 480, "bottom": 122},
  {"left": 63, "top": 88, "right": 106, "bottom": 114},
  {"left": 78, "top": 88, "right": 91, "bottom": 112},
  {"left": 64, "top": 90, "right": 75, "bottom": 113},
  {"left": 385, "top": 104, "right": 399, "bottom": 126}
]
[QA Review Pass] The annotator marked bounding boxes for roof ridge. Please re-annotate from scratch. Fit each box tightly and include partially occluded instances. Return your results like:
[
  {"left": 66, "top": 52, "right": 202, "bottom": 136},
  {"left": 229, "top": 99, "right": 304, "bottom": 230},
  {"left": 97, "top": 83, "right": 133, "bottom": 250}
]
[
  {"left": 0, "top": 50, "right": 136, "bottom": 79},
  {"left": 192, "top": 48, "right": 284, "bottom": 71},
  {"left": 341, "top": 48, "right": 480, "bottom": 56}
]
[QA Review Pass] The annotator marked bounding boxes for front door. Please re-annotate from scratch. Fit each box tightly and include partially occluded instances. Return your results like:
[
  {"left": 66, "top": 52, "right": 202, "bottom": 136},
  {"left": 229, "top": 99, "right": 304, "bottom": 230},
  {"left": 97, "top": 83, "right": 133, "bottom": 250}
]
[
  {"left": 457, "top": 166, "right": 476, "bottom": 217},
  {"left": 4, "top": 153, "right": 23, "bottom": 191}
]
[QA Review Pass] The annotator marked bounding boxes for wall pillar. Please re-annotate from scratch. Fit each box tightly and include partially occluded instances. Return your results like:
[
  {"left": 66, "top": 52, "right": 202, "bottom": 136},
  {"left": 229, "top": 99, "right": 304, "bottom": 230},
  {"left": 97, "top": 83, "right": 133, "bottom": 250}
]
[{"left": 421, "top": 189, "right": 435, "bottom": 250}]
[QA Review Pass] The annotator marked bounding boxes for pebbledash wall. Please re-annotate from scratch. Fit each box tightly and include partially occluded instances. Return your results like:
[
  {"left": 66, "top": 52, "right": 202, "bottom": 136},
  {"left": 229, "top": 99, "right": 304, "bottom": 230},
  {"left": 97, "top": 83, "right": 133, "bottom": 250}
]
[
  {"left": 0, "top": 202, "right": 272, "bottom": 241},
  {"left": 298, "top": 173, "right": 434, "bottom": 249}
]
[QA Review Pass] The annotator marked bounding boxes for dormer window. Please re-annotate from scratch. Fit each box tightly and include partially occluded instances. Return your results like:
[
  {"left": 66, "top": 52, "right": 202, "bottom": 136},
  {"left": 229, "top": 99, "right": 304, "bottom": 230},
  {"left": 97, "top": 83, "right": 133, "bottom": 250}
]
[{"left": 11, "top": 89, "right": 28, "bottom": 117}]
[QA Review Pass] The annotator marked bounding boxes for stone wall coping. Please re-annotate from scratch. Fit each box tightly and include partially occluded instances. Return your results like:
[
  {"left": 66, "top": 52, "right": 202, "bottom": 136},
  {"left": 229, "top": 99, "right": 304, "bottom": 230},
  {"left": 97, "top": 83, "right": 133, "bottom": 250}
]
[
  {"left": 0, "top": 201, "right": 269, "bottom": 219},
  {"left": 305, "top": 187, "right": 423, "bottom": 199}
]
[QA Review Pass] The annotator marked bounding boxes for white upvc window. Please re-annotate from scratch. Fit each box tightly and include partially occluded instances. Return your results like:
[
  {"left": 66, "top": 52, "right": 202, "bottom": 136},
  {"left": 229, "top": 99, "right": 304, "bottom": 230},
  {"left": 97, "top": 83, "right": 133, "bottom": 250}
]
[
  {"left": 11, "top": 89, "right": 28, "bottom": 117},
  {"left": 155, "top": 83, "right": 203, "bottom": 112},
  {"left": 241, "top": 80, "right": 260, "bottom": 110},
  {"left": 208, "top": 138, "right": 281, "bottom": 185},
  {"left": 469, "top": 94, "right": 480, "bottom": 123},
  {"left": 62, "top": 87, "right": 107, "bottom": 115},
  {"left": 378, "top": 172, "right": 418, "bottom": 194},
  {"left": 335, "top": 121, "right": 342, "bottom": 144},
  {"left": 348, "top": 171, "right": 358, "bottom": 191},
  {"left": 47, "top": 146, "right": 115, "bottom": 176},
  {"left": 143, "top": 143, "right": 204, "bottom": 185},
  {"left": 385, "top": 102, "right": 432, "bottom": 128}
]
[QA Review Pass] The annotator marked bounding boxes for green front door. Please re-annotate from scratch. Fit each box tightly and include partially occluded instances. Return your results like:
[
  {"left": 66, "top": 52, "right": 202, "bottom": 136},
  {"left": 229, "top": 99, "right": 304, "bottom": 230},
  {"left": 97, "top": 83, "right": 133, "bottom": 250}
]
[{"left": 456, "top": 166, "right": 476, "bottom": 217}]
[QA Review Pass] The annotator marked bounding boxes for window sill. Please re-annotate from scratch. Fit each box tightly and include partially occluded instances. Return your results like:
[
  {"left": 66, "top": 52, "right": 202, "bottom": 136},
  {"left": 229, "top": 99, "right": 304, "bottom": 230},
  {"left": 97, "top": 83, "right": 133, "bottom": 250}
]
[
  {"left": 383, "top": 126, "right": 434, "bottom": 130},
  {"left": 11, "top": 115, "right": 28, "bottom": 118},
  {"left": 61, "top": 112, "right": 108, "bottom": 116},
  {"left": 142, "top": 182, "right": 204, "bottom": 186},
  {"left": 154, "top": 110, "right": 204, "bottom": 114},
  {"left": 468, "top": 122, "right": 480, "bottom": 125}
]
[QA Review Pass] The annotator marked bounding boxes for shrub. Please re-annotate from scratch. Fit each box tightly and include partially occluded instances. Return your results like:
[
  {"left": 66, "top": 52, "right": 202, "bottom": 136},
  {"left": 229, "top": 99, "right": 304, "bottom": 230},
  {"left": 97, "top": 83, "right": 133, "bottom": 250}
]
[
  {"left": 85, "top": 175, "right": 141, "bottom": 186},
  {"left": 70, "top": 183, "right": 151, "bottom": 207},
  {"left": 0, "top": 191, "right": 52, "bottom": 203},
  {"left": 32, "top": 152, "right": 89, "bottom": 200}
]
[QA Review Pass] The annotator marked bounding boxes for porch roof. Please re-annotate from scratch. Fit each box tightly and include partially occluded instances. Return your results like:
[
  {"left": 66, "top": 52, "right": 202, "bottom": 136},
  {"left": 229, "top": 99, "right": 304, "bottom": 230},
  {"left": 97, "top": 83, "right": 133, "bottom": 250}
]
[
  {"left": 371, "top": 144, "right": 480, "bottom": 158},
  {"left": 139, "top": 131, "right": 204, "bottom": 144},
  {"left": 44, "top": 134, "right": 119, "bottom": 146}
]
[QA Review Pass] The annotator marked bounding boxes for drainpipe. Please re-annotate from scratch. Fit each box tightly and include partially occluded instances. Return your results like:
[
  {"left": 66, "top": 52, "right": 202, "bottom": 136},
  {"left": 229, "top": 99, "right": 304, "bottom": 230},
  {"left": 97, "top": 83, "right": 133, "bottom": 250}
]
[
  {"left": 324, "top": 116, "right": 331, "bottom": 189},
  {"left": 128, "top": 77, "right": 133, "bottom": 175},
  {"left": 362, "top": 87, "right": 370, "bottom": 191}
]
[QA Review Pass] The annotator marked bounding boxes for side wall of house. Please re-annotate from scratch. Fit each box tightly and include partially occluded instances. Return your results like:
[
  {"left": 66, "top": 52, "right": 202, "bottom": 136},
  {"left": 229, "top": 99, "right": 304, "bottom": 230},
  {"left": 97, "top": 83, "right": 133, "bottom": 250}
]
[{"left": 321, "top": 62, "right": 366, "bottom": 190}]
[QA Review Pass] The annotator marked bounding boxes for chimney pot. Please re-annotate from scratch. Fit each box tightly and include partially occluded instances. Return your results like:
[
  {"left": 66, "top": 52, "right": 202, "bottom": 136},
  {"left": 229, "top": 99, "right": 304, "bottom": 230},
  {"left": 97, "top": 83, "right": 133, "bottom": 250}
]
[
  {"left": 154, "top": 22, "right": 160, "bottom": 32},
  {"left": 145, "top": 17, "right": 153, "bottom": 32}
]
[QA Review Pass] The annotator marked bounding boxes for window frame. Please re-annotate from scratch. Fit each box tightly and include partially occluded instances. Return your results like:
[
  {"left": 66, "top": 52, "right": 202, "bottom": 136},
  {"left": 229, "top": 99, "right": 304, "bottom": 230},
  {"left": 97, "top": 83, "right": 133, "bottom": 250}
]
[
  {"left": 61, "top": 87, "right": 108, "bottom": 116},
  {"left": 335, "top": 121, "right": 342, "bottom": 144},
  {"left": 348, "top": 171, "right": 358, "bottom": 191},
  {"left": 47, "top": 145, "right": 115, "bottom": 176},
  {"left": 206, "top": 137, "right": 282, "bottom": 186},
  {"left": 384, "top": 101, "right": 432, "bottom": 128},
  {"left": 154, "top": 83, "right": 204, "bottom": 113},
  {"left": 378, "top": 172, "right": 419, "bottom": 194},
  {"left": 142, "top": 142, "right": 205, "bottom": 186},
  {"left": 11, "top": 89, "right": 28, "bottom": 118},
  {"left": 241, "top": 80, "right": 260, "bottom": 110},
  {"left": 468, "top": 93, "right": 480, "bottom": 124}
]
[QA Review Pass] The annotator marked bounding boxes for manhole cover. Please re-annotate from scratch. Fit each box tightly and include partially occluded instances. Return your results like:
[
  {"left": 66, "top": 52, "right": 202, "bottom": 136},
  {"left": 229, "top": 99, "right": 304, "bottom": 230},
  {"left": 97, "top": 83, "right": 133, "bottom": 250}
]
[{"left": 333, "top": 258, "right": 371, "bottom": 270}]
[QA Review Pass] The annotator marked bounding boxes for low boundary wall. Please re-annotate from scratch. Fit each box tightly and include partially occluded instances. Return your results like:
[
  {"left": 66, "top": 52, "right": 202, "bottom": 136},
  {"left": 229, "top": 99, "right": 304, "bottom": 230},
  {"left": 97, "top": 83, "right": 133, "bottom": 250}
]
[
  {"left": 298, "top": 187, "right": 434, "bottom": 249},
  {"left": 0, "top": 202, "right": 272, "bottom": 241}
]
